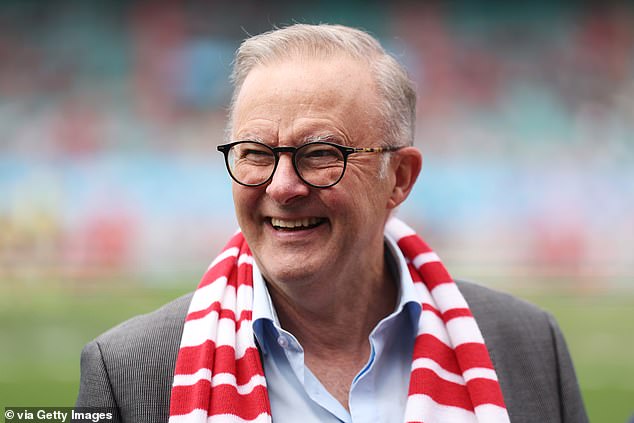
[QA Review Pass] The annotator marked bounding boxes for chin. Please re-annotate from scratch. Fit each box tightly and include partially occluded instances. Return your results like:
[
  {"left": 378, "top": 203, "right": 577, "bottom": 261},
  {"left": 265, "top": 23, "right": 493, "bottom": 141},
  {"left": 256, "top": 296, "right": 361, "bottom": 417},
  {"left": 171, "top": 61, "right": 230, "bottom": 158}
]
[{"left": 259, "top": 257, "right": 321, "bottom": 286}]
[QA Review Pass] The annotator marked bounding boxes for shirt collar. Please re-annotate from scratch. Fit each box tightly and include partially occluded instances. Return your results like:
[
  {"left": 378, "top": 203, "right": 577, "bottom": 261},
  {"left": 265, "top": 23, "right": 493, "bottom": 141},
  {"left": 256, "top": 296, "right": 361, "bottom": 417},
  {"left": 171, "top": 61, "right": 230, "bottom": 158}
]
[
  {"left": 383, "top": 231, "right": 421, "bottom": 320},
  {"left": 252, "top": 259, "right": 281, "bottom": 326},
  {"left": 252, "top": 259, "right": 280, "bottom": 355}
]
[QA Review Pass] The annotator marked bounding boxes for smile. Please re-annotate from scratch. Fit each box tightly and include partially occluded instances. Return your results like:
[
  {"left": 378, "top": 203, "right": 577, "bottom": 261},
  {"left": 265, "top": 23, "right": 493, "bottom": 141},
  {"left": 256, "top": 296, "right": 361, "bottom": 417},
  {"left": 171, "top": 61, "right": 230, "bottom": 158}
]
[{"left": 270, "top": 217, "right": 326, "bottom": 231}]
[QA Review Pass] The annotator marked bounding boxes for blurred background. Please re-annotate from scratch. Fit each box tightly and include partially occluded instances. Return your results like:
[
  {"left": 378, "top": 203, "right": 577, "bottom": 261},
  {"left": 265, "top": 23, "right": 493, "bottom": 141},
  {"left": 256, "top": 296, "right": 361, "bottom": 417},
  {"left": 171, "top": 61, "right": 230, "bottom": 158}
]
[{"left": 0, "top": 0, "right": 632, "bottom": 421}]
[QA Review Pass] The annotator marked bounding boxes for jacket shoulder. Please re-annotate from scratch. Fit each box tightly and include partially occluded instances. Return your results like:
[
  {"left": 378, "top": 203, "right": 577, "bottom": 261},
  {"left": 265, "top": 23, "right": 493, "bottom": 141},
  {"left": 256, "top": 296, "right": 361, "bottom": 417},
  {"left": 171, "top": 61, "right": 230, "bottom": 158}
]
[
  {"left": 455, "top": 280, "right": 555, "bottom": 367},
  {"left": 80, "top": 292, "right": 193, "bottom": 420},
  {"left": 456, "top": 280, "right": 587, "bottom": 422},
  {"left": 456, "top": 280, "right": 551, "bottom": 328},
  {"left": 94, "top": 291, "right": 193, "bottom": 350}
]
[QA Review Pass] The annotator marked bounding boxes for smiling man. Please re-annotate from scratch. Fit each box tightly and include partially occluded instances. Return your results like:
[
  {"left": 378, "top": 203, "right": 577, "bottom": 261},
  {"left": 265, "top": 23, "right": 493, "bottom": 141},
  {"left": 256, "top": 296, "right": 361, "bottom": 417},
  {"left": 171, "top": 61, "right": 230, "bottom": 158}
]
[{"left": 76, "top": 24, "right": 588, "bottom": 423}]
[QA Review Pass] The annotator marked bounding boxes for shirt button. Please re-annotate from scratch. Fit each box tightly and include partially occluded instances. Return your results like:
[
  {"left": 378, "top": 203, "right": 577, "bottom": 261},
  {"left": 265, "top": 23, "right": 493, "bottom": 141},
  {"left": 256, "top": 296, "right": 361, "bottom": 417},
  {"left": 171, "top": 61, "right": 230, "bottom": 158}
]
[{"left": 277, "top": 336, "right": 289, "bottom": 349}]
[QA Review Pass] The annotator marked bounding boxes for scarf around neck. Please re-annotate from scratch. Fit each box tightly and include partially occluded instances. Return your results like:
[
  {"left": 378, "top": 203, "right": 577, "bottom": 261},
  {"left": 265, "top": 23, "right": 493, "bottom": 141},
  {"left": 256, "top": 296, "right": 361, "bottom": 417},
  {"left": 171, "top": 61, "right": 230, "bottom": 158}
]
[{"left": 168, "top": 217, "right": 510, "bottom": 422}]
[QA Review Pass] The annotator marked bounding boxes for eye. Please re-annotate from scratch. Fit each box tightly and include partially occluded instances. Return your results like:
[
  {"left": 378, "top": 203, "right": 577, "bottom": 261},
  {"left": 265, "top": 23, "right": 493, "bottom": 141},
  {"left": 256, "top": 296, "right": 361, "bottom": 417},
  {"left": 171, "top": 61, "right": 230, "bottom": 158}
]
[
  {"left": 304, "top": 148, "right": 338, "bottom": 158},
  {"left": 298, "top": 143, "right": 344, "bottom": 167},
  {"left": 242, "top": 148, "right": 270, "bottom": 158},
  {"left": 232, "top": 143, "right": 274, "bottom": 165},
  {"left": 234, "top": 143, "right": 273, "bottom": 159}
]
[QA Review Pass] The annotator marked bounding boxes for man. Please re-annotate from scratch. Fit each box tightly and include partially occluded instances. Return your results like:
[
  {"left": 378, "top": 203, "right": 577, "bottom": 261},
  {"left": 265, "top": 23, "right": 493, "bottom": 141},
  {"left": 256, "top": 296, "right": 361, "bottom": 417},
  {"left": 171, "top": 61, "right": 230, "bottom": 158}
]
[{"left": 76, "top": 24, "right": 588, "bottom": 423}]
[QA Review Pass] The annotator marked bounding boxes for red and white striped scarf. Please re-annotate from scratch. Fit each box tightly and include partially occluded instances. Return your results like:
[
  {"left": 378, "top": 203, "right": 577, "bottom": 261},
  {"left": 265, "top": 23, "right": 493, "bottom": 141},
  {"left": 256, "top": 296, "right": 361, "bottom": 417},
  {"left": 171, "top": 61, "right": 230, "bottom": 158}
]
[{"left": 169, "top": 217, "right": 510, "bottom": 422}]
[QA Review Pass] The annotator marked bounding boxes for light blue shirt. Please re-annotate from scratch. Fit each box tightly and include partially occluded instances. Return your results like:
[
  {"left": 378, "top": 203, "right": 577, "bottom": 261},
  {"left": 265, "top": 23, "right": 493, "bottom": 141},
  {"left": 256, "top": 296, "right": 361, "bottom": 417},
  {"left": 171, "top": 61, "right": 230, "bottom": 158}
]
[{"left": 252, "top": 234, "right": 422, "bottom": 423}]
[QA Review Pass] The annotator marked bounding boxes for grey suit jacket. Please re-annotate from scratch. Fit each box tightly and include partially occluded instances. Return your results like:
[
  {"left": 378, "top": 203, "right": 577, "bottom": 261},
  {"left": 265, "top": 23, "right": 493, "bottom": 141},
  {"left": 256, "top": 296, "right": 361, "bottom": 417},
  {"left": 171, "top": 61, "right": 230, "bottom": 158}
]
[{"left": 75, "top": 281, "right": 589, "bottom": 422}]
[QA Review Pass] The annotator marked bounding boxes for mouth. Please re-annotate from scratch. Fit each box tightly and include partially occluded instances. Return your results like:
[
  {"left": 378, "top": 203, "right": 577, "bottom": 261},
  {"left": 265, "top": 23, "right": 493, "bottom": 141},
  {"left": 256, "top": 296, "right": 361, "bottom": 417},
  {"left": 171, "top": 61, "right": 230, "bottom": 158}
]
[{"left": 269, "top": 217, "right": 327, "bottom": 231}]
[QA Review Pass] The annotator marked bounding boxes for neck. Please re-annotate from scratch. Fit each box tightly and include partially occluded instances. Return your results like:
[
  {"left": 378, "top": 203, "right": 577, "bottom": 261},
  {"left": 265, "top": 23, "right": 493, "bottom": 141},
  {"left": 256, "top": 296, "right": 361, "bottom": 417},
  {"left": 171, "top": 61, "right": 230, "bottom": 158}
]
[
  {"left": 262, "top": 239, "right": 399, "bottom": 411},
  {"left": 264, "top": 242, "right": 398, "bottom": 357}
]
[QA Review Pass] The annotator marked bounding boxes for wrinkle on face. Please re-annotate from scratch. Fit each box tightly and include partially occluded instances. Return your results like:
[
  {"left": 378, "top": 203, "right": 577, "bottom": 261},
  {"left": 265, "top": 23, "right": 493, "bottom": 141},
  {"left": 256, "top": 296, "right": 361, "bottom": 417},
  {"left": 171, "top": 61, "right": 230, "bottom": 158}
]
[
  {"left": 230, "top": 56, "right": 394, "bottom": 291},
  {"left": 233, "top": 56, "right": 382, "bottom": 148}
]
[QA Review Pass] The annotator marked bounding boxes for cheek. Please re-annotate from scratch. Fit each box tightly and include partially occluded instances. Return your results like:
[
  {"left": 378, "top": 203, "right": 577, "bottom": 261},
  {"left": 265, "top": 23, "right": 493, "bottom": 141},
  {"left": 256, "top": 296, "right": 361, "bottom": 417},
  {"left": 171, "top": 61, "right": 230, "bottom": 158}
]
[
  {"left": 316, "top": 187, "right": 351, "bottom": 218},
  {"left": 232, "top": 185, "right": 259, "bottom": 224},
  {"left": 341, "top": 170, "right": 392, "bottom": 207},
  {"left": 324, "top": 183, "right": 386, "bottom": 224}
]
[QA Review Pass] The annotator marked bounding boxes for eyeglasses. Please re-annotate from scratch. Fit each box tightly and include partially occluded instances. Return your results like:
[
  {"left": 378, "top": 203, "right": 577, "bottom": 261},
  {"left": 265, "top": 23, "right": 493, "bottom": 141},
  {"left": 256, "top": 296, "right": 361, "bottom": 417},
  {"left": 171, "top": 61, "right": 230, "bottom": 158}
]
[{"left": 217, "top": 140, "right": 402, "bottom": 188}]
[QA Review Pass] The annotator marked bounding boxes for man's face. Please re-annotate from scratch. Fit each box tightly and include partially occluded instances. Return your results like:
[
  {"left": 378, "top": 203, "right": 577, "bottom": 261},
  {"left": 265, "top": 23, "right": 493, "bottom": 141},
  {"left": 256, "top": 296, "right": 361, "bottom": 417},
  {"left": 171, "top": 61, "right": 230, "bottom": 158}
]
[{"left": 230, "top": 57, "right": 398, "bottom": 286}]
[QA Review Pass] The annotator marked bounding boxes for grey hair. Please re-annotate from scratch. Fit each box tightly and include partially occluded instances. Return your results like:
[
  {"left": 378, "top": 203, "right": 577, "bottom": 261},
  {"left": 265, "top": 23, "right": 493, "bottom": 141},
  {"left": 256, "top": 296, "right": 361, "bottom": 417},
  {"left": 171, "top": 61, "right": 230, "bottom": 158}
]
[{"left": 226, "top": 24, "right": 416, "bottom": 148}]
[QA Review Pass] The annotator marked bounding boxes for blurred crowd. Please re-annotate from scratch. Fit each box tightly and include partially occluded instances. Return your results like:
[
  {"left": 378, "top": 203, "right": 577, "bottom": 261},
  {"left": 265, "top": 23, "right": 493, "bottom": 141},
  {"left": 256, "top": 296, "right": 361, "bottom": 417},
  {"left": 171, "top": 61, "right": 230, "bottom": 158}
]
[{"left": 1, "top": 1, "right": 632, "bottom": 288}]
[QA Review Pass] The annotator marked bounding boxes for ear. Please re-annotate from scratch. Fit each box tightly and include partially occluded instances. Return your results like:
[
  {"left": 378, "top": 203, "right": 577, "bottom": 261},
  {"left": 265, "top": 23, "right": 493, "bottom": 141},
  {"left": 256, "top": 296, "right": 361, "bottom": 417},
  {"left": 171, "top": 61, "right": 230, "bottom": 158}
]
[{"left": 387, "top": 146, "right": 422, "bottom": 209}]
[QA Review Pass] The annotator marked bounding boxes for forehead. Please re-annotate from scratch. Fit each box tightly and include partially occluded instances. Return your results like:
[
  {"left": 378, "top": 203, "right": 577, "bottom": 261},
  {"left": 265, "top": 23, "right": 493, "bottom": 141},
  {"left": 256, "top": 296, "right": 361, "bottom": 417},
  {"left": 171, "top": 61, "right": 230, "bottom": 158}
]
[{"left": 231, "top": 57, "right": 382, "bottom": 142}]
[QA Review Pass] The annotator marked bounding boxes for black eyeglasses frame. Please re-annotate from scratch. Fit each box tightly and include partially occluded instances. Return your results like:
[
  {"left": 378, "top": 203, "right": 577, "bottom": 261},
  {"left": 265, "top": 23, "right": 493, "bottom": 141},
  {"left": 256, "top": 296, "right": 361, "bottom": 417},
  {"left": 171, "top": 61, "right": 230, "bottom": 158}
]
[{"left": 217, "top": 140, "right": 403, "bottom": 188}]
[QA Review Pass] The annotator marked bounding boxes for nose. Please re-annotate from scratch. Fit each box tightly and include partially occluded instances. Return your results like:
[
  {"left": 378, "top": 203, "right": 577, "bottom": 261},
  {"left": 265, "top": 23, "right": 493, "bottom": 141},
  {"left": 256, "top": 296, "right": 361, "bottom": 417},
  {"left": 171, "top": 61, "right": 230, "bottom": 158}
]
[{"left": 265, "top": 154, "right": 310, "bottom": 204}]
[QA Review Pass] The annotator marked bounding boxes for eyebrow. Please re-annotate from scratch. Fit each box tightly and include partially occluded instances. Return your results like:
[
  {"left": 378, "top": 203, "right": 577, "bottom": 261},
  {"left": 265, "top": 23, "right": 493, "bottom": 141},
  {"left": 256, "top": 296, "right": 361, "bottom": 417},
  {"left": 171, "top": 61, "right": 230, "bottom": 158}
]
[
  {"left": 235, "top": 134, "right": 265, "bottom": 143},
  {"left": 304, "top": 134, "right": 339, "bottom": 143},
  {"left": 234, "top": 133, "right": 340, "bottom": 145}
]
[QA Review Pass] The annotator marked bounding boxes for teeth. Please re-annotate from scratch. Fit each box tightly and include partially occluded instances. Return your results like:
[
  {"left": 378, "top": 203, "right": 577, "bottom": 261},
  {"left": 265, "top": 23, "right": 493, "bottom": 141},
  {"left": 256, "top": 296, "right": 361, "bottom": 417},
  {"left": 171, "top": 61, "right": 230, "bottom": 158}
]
[{"left": 271, "top": 217, "right": 321, "bottom": 229}]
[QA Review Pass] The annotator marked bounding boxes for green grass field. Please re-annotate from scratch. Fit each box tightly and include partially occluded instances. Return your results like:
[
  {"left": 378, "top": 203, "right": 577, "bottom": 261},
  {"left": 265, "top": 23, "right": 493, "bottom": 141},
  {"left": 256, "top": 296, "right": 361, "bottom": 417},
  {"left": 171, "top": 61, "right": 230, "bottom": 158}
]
[{"left": 1, "top": 280, "right": 632, "bottom": 422}]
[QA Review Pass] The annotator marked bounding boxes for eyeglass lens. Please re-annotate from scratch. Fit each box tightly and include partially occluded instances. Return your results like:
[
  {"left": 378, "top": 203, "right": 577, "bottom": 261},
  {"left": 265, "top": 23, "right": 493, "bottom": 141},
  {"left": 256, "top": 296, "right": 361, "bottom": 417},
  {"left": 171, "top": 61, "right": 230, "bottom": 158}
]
[{"left": 227, "top": 142, "right": 346, "bottom": 187}]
